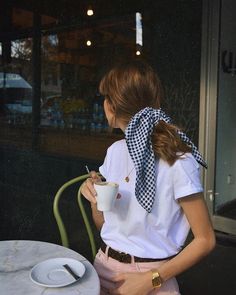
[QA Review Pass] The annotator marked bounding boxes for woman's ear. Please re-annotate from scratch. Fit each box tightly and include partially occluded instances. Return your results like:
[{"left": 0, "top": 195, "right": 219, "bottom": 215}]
[
  {"left": 106, "top": 99, "right": 115, "bottom": 113},
  {"left": 104, "top": 98, "right": 116, "bottom": 116},
  {"left": 104, "top": 98, "right": 116, "bottom": 127}
]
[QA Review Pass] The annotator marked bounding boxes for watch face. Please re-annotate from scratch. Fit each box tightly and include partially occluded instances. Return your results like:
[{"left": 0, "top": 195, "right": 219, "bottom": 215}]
[
  {"left": 152, "top": 271, "right": 162, "bottom": 288},
  {"left": 153, "top": 276, "right": 162, "bottom": 287}
]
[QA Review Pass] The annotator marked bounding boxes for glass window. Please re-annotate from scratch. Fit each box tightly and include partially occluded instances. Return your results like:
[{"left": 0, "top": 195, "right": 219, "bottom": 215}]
[
  {"left": 40, "top": 13, "right": 139, "bottom": 134},
  {"left": 0, "top": 38, "right": 32, "bottom": 126},
  {"left": 214, "top": 0, "right": 236, "bottom": 220},
  {"left": 0, "top": 0, "right": 202, "bottom": 159}
]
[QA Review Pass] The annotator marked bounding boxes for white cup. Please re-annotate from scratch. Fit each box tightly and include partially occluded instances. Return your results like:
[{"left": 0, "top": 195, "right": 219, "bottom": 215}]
[{"left": 94, "top": 182, "right": 119, "bottom": 211}]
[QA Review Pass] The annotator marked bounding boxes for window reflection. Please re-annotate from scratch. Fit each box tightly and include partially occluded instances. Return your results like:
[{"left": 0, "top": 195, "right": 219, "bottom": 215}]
[
  {"left": 0, "top": 0, "right": 202, "bottom": 159},
  {"left": 136, "top": 12, "right": 143, "bottom": 47},
  {"left": 0, "top": 38, "right": 32, "bottom": 125},
  {"left": 40, "top": 13, "right": 139, "bottom": 133}
]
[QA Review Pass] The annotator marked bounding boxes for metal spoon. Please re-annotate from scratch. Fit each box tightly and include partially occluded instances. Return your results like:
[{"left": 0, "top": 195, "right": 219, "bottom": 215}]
[{"left": 63, "top": 264, "right": 80, "bottom": 280}]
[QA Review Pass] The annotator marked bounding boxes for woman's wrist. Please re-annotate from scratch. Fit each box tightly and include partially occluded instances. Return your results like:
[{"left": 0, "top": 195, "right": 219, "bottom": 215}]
[
  {"left": 150, "top": 269, "right": 163, "bottom": 289},
  {"left": 90, "top": 202, "right": 97, "bottom": 209}
]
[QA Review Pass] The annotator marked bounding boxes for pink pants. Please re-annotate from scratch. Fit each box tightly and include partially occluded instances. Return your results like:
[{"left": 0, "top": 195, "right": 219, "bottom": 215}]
[{"left": 94, "top": 248, "right": 181, "bottom": 295}]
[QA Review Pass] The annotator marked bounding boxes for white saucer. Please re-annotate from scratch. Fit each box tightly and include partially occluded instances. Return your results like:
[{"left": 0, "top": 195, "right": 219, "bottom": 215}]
[{"left": 30, "top": 258, "right": 86, "bottom": 288}]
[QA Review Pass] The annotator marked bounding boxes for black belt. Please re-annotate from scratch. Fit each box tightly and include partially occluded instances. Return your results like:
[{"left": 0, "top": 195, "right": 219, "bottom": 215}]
[{"left": 100, "top": 241, "right": 177, "bottom": 264}]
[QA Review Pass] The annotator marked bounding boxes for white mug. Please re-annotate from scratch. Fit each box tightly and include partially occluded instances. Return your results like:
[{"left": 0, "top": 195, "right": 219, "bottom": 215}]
[{"left": 94, "top": 182, "right": 119, "bottom": 211}]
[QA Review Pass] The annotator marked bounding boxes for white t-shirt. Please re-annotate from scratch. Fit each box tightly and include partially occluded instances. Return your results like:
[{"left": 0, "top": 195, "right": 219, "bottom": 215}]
[{"left": 99, "top": 139, "right": 203, "bottom": 258}]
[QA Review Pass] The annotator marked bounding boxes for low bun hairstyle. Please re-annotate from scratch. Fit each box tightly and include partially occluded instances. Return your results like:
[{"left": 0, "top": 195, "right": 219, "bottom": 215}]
[{"left": 99, "top": 60, "right": 191, "bottom": 165}]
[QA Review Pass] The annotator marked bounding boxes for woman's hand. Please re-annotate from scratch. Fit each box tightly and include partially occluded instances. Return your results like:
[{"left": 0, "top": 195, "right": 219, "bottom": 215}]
[
  {"left": 109, "top": 271, "right": 153, "bottom": 295},
  {"left": 81, "top": 171, "right": 101, "bottom": 204},
  {"left": 81, "top": 171, "right": 104, "bottom": 230}
]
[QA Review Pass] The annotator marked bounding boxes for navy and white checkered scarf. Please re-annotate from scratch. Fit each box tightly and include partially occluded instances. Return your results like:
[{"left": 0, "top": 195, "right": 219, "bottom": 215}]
[{"left": 125, "top": 107, "right": 207, "bottom": 213}]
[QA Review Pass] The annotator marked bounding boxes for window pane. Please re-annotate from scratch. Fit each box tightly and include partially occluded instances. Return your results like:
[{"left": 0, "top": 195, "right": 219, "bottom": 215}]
[
  {"left": 0, "top": 38, "right": 32, "bottom": 126},
  {"left": 40, "top": 13, "right": 138, "bottom": 133},
  {"left": 214, "top": 0, "right": 236, "bottom": 219}
]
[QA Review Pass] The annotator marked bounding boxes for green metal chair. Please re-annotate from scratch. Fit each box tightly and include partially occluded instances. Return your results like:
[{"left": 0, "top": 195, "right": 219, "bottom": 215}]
[{"left": 53, "top": 173, "right": 97, "bottom": 259}]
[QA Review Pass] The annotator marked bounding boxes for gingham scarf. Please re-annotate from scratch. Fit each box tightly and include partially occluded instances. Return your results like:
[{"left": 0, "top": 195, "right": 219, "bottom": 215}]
[{"left": 125, "top": 107, "right": 207, "bottom": 213}]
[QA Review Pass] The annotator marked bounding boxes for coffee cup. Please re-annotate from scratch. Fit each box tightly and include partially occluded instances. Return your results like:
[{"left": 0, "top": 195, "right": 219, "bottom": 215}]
[{"left": 94, "top": 182, "right": 119, "bottom": 211}]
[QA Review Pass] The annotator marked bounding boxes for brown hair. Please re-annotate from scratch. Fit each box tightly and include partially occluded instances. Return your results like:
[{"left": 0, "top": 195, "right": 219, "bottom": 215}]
[{"left": 99, "top": 60, "right": 191, "bottom": 165}]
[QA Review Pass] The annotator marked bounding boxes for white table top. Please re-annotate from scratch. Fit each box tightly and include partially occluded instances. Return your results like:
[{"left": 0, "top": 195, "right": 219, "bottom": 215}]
[{"left": 0, "top": 240, "right": 100, "bottom": 295}]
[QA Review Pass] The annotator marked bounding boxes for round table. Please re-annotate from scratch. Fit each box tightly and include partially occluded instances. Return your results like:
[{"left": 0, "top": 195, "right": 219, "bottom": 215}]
[{"left": 0, "top": 240, "right": 100, "bottom": 295}]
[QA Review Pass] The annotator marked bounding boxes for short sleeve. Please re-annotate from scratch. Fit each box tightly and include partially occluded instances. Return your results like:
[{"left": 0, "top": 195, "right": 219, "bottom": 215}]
[
  {"left": 99, "top": 145, "right": 113, "bottom": 179},
  {"left": 99, "top": 155, "right": 108, "bottom": 179},
  {"left": 173, "top": 154, "right": 203, "bottom": 200}
]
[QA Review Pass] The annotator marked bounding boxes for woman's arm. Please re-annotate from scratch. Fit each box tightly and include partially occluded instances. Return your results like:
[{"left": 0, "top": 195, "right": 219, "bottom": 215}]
[
  {"left": 110, "top": 193, "right": 215, "bottom": 295},
  {"left": 81, "top": 171, "right": 105, "bottom": 231},
  {"left": 90, "top": 202, "right": 105, "bottom": 231},
  {"left": 156, "top": 192, "right": 216, "bottom": 281}
]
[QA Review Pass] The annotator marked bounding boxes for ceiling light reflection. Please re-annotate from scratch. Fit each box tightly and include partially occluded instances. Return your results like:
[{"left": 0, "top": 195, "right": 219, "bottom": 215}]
[
  {"left": 86, "top": 40, "right": 92, "bottom": 46},
  {"left": 87, "top": 8, "right": 94, "bottom": 16}
]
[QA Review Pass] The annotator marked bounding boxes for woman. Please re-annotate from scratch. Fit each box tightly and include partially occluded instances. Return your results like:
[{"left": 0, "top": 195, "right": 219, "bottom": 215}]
[{"left": 81, "top": 60, "right": 215, "bottom": 295}]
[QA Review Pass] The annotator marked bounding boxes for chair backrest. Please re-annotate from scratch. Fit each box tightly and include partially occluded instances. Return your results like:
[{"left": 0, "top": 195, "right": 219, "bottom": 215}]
[{"left": 53, "top": 173, "right": 97, "bottom": 259}]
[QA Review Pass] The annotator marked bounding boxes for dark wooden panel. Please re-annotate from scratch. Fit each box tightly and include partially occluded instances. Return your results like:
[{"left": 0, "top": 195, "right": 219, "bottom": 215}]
[{"left": 39, "top": 128, "right": 123, "bottom": 161}]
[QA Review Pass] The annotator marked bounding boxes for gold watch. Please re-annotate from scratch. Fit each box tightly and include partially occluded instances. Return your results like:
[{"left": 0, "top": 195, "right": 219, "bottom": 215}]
[{"left": 151, "top": 270, "right": 162, "bottom": 289}]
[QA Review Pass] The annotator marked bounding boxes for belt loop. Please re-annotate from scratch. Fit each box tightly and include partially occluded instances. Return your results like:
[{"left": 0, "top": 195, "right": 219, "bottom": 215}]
[{"left": 105, "top": 245, "right": 110, "bottom": 261}]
